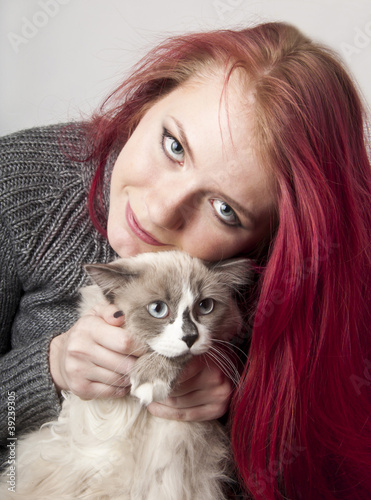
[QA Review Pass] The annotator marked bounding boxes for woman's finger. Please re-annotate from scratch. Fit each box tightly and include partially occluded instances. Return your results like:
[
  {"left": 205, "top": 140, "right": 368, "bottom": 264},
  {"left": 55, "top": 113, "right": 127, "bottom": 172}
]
[
  {"left": 171, "top": 355, "right": 229, "bottom": 397},
  {"left": 147, "top": 398, "right": 230, "bottom": 422},
  {"left": 69, "top": 314, "right": 146, "bottom": 357},
  {"left": 76, "top": 381, "right": 131, "bottom": 400},
  {"left": 88, "top": 301, "right": 126, "bottom": 327},
  {"left": 146, "top": 356, "right": 234, "bottom": 421}
]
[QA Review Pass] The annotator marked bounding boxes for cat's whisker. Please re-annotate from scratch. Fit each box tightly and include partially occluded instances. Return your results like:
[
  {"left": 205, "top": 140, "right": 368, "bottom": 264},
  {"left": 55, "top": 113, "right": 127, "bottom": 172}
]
[
  {"left": 215, "top": 357, "right": 239, "bottom": 381},
  {"left": 213, "top": 338, "right": 248, "bottom": 360},
  {"left": 205, "top": 355, "right": 234, "bottom": 385},
  {"left": 206, "top": 346, "right": 241, "bottom": 387},
  {"left": 201, "top": 352, "right": 212, "bottom": 372},
  {"left": 206, "top": 353, "right": 239, "bottom": 387}
]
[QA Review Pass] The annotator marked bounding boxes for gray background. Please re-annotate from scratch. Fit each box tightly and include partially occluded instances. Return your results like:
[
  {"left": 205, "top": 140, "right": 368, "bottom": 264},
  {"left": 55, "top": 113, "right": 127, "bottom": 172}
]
[{"left": 1, "top": 0, "right": 370, "bottom": 136}]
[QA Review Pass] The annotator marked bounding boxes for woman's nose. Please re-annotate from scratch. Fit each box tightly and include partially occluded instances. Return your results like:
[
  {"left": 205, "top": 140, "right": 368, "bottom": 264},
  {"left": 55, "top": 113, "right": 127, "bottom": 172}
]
[{"left": 145, "top": 177, "right": 199, "bottom": 231}]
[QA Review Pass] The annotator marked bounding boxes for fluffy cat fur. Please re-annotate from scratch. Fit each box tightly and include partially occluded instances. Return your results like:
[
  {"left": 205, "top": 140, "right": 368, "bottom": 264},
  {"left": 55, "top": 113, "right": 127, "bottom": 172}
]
[{"left": 0, "top": 251, "right": 251, "bottom": 500}]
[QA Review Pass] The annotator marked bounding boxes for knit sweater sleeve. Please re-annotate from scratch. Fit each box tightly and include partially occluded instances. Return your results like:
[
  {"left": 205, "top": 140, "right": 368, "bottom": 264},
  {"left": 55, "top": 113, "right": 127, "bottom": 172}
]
[
  {"left": 0, "top": 210, "right": 61, "bottom": 444},
  {"left": 0, "top": 123, "right": 116, "bottom": 466}
]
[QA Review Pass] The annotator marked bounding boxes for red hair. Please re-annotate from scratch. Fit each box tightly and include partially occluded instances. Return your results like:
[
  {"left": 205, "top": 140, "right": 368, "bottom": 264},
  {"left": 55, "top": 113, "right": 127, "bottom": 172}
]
[{"left": 83, "top": 23, "right": 371, "bottom": 499}]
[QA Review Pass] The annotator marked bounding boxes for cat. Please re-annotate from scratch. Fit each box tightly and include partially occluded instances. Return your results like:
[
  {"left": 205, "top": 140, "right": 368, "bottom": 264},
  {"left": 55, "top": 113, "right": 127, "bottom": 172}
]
[{"left": 0, "top": 250, "right": 252, "bottom": 500}]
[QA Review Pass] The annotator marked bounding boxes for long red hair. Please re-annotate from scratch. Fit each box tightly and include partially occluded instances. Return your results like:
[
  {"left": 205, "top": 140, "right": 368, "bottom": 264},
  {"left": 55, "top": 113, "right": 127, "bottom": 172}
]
[{"left": 83, "top": 23, "right": 371, "bottom": 499}]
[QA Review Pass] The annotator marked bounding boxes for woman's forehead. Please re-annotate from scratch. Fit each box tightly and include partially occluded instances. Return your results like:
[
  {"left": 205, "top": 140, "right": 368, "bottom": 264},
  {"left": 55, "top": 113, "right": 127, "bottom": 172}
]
[
  {"left": 152, "top": 68, "right": 254, "bottom": 147},
  {"left": 167, "top": 65, "right": 251, "bottom": 114},
  {"left": 165, "top": 77, "right": 256, "bottom": 171}
]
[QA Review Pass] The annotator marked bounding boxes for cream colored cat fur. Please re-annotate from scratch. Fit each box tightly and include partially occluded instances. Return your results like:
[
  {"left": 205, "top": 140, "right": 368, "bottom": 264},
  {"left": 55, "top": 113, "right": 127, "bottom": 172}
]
[{"left": 0, "top": 251, "right": 251, "bottom": 500}]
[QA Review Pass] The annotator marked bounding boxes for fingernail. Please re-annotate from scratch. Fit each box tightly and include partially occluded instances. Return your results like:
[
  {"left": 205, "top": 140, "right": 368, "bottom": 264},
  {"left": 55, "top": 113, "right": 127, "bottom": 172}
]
[{"left": 113, "top": 310, "right": 124, "bottom": 318}]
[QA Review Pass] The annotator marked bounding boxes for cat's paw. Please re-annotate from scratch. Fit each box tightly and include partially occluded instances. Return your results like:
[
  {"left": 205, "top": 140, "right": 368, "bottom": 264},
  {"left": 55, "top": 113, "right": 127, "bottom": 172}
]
[{"left": 131, "top": 380, "right": 169, "bottom": 406}]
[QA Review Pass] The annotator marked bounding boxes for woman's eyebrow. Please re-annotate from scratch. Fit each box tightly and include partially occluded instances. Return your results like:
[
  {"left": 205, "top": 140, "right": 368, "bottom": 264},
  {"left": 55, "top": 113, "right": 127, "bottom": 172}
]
[{"left": 168, "top": 116, "right": 195, "bottom": 163}]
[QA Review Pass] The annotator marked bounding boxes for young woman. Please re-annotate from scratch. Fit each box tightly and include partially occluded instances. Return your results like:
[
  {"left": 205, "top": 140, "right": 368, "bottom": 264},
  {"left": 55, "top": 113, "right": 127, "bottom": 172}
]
[{"left": 1, "top": 21, "right": 370, "bottom": 499}]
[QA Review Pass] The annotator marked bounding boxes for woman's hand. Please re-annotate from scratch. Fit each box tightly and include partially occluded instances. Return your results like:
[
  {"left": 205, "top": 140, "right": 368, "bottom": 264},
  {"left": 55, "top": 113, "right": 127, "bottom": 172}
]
[
  {"left": 147, "top": 355, "right": 234, "bottom": 421},
  {"left": 49, "top": 302, "right": 146, "bottom": 400},
  {"left": 50, "top": 302, "right": 235, "bottom": 420}
]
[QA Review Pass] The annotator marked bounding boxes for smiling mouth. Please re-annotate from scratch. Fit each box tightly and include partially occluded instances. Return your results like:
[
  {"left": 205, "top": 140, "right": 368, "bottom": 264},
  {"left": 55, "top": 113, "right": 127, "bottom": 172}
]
[{"left": 126, "top": 203, "right": 166, "bottom": 247}]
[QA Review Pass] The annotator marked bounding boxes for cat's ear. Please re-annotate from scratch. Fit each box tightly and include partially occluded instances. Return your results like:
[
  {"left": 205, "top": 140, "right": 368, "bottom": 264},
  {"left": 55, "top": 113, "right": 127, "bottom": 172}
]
[
  {"left": 84, "top": 261, "right": 139, "bottom": 302},
  {"left": 207, "top": 258, "right": 254, "bottom": 288}
]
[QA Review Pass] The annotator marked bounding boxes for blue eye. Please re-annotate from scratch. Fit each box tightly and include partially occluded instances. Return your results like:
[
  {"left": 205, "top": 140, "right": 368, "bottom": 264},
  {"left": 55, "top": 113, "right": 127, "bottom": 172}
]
[
  {"left": 162, "top": 129, "right": 185, "bottom": 162},
  {"left": 146, "top": 301, "right": 169, "bottom": 319},
  {"left": 211, "top": 199, "right": 240, "bottom": 226},
  {"left": 196, "top": 298, "right": 214, "bottom": 315}
]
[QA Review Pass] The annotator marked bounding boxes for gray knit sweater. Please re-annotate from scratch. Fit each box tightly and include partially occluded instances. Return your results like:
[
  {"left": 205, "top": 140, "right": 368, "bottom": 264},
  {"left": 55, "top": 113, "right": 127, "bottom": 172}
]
[{"left": 0, "top": 123, "right": 116, "bottom": 467}]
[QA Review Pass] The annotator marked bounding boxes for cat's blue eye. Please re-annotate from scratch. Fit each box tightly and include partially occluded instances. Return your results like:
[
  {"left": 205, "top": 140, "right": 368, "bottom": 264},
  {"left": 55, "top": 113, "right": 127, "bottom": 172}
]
[
  {"left": 146, "top": 301, "right": 169, "bottom": 319},
  {"left": 162, "top": 129, "right": 185, "bottom": 162},
  {"left": 197, "top": 298, "right": 214, "bottom": 315},
  {"left": 211, "top": 199, "right": 240, "bottom": 226}
]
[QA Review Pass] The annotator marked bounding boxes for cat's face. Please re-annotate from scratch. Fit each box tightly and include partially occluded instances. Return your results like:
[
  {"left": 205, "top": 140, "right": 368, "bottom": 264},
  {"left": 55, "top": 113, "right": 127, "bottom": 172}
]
[{"left": 85, "top": 251, "right": 251, "bottom": 358}]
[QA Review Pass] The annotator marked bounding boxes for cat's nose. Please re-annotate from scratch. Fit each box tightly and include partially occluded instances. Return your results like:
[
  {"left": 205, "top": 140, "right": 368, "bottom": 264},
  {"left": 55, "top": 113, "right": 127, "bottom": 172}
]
[{"left": 181, "top": 333, "right": 199, "bottom": 348}]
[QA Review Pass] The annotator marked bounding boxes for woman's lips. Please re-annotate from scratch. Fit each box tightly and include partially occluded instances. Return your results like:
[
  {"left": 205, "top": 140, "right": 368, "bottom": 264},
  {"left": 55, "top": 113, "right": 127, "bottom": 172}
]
[{"left": 126, "top": 203, "right": 166, "bottom": 247}]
